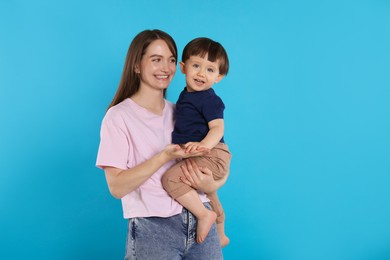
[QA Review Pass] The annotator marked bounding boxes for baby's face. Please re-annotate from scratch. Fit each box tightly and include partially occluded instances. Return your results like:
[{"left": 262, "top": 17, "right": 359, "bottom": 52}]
[{"left": 180, "top": 55, "right": 224, "bottom": 92}]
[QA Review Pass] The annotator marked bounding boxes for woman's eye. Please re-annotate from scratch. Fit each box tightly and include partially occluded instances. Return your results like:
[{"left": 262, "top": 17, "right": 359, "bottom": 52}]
[
  {"left": 152, "top": 59, "right": 161, "bottom": 62},
  {"left": 170, "top": 58, "right": 176, "bottom": 63}
]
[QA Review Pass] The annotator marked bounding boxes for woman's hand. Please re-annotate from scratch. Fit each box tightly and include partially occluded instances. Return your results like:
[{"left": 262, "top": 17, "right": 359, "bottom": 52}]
[
  {"left": 163, "top": 144, "right": 210, "bottom": 160},
  {"left": 179, "top": 158, "right": 220, "bottom": 193}
]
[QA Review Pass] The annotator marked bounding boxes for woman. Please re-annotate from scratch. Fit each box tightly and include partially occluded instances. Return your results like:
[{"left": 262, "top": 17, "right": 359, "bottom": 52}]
[{"left": 96, "top": 29, "right": 227, "bottom": 259}]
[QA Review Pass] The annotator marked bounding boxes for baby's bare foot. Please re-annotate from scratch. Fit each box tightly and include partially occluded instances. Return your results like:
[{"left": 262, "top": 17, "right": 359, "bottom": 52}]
[
  {"left": 196, "top": 210, "right": 217, "bottom": 243},
  {"left": 220, "top": 235, "right": 230, "bottom": 247}
]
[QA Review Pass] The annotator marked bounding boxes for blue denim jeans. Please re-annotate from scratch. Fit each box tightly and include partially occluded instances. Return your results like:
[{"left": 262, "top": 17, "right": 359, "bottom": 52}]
[{"left": 125, "top": 203, "right": 222, "bottom": 260}]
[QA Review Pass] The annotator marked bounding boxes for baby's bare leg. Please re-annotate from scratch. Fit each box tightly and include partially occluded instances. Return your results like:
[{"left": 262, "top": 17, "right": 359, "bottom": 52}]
[
  {"left": 176, "top": 190, "right": 217, "bottom": 244},
  {"left": 208, "top": 191, "right": 230, "bottom": 247}
]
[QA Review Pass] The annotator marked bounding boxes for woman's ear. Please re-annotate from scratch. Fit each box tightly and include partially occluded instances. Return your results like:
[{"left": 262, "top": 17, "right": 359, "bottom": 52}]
[{"left": 134, "top": 64, "right": 140, "bottom": 74}]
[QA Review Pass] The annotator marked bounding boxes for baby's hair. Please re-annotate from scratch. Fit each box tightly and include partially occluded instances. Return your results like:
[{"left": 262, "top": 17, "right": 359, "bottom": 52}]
[{"left": 182, "top": 37, "right": 229, "bottom": 75}]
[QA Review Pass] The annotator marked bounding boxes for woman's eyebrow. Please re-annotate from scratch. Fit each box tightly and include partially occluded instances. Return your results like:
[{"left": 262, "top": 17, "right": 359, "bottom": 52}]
[
  {"left": 148, "top": 54, "right": 163, "bottom": 58},
  {"left": 148, "top": 54, "right": 176, "bottom": 59}
]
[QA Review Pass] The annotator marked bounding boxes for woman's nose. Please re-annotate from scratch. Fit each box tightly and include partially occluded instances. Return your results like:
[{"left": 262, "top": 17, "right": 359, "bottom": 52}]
[{"left": 161, "top": 60, "right": 170, "bottom": 72}]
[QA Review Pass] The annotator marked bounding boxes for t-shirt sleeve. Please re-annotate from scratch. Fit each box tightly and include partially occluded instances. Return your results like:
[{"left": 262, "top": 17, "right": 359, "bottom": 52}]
[
  {"left": 96, "top": 110, "right": 129, "bottom": 170},
  {"left": 202, "top": 95, "right": 225, "bottom": 123}
]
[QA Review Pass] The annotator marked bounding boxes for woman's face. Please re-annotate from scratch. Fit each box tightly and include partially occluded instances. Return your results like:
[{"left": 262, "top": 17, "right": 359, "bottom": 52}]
[{"left": 138, "top": 39, "right": 177, "bottom": 92}]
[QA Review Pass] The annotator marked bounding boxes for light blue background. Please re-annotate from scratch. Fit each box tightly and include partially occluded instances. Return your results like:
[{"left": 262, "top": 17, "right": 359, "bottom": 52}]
[{"left": 1, "top": 0, "right": 389, "bottom": 259}]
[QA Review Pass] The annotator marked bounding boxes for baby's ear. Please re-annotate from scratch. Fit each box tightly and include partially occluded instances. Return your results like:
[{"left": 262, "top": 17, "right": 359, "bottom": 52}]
[
  {"left": 179, "top": 62, "right": 186, "bottom": 74},
  {"left": 215, "top": 74, "right": 225, "bottom": 83}
]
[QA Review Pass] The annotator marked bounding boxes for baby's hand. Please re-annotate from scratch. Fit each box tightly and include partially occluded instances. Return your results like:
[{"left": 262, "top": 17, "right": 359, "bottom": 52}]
[{"left": 183, "top": 142, "right": 210, "bottom": 154}]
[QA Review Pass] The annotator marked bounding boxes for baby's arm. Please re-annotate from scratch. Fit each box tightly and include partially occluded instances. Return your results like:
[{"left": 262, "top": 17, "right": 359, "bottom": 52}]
[{"left": 184, "top": 118, "right": 224, "bottom": 153}]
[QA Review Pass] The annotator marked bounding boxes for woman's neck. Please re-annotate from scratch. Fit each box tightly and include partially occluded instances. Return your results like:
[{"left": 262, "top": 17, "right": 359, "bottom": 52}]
[{"left": 131, "top": 88, "right": 165, "bottom": 115}]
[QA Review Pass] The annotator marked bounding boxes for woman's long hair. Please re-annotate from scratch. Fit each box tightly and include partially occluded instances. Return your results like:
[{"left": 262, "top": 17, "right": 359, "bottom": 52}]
[{"left": 107, "top": 29, "right": 177, "bottom": 110}]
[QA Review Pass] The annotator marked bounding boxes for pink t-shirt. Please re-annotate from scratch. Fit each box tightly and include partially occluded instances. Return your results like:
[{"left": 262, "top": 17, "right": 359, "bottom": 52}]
[{"left": 96, "top": 98, "right": 207, "bottom": 218}]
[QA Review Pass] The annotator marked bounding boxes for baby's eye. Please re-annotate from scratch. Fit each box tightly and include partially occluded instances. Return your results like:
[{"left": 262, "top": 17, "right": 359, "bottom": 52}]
[
  {"left": 207, "top": 68, "right": 215, "bottom": 73},
  {"left": 192, "top": 64, "right": 200, "bottom": 68}
]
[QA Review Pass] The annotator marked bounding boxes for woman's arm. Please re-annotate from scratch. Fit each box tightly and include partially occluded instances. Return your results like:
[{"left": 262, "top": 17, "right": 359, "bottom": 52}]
[
  {"left": 179, "top": 158, "right": 229, "bottom": 194},
  {"left": 104, "top": 145, "right": 209, "bottom": 199}
]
